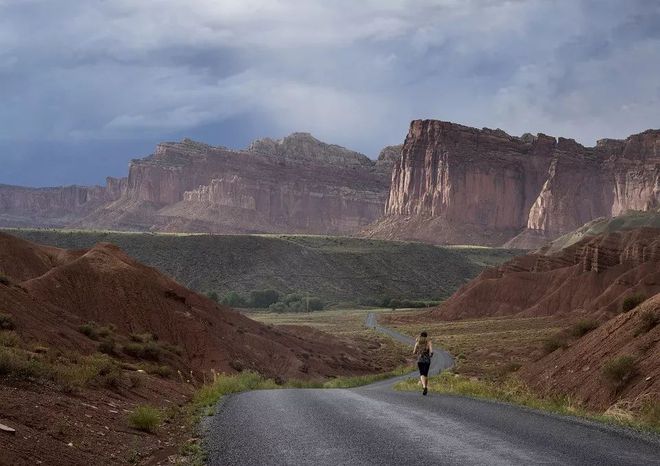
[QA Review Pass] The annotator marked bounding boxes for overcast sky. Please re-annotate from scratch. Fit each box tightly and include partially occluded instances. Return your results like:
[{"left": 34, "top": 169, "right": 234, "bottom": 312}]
[{"left": 1, "top": 0, "right": 659, "bottom": 186}]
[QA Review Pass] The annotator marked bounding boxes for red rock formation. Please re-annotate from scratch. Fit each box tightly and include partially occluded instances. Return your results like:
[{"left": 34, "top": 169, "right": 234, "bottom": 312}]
[
  {"left": 83, "top": 134, "right": 394, "bottom": 234},
  {"left": 366, "top": 120, "right": 659, "bottom": 247},
  {"left": 0, "top": 182, "right": 120, "bottom": 228},
  {"left": 419, "top": 227, "right": 660, "bottom": 321}
]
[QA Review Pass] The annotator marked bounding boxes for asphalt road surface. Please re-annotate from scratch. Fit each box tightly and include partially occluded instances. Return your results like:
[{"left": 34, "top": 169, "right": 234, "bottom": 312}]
[{"left": 205, "top": 313, "right": 660, "bottom": 465}]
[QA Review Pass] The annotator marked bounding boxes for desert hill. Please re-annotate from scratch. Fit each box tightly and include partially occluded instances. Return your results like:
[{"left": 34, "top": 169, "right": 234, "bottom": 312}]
[
  {"left": 1, "top": 232, "right": 409, "bottom": 464},
  {"left": 538, "top": 211, "right": 660, "bottom": 254},
  {"left": 521, "top": 295, "right": 659, "bottom": 411},
  {"left": 396, "top": 222, "right": 659, "bottom": 414},
  {"left": 4, "top": 229, "right": 521, "bottom": 306},
  {"left": 0, "top": 232, "right": 387, "bottom": 379},
  {"left": 420, "top": 227, "right": 659, "bottom": 321},
  {"left": 365, "top": 119, "right": 659, "bottom": 247}
]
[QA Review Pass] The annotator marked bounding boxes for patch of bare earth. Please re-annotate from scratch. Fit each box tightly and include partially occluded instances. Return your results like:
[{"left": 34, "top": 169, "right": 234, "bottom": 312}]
[{"left": 1, "top": 377, "right": 192, "bottom": 466}]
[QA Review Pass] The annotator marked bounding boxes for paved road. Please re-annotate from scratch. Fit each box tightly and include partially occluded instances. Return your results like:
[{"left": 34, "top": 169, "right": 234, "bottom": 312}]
[
  {"left": 364, "top": 311, "right": 453, "bottom": 384},
  {"left": 205, "top": 313, "right": 660, "bottom": 465}
]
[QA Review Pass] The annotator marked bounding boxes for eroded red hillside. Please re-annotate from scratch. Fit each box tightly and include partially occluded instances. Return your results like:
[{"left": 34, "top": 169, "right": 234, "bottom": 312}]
[
  {"left": 0, "top": 232, "right": 385, "bottom": 380},
  {"left": 0, "top": 232, "right": 406, "bottom": 465},
  {"left": 521, "top": 295, "right": 659, "bottom": 411},
  {"left": 419, "top": 228, "right": 660, "bottom": 321}
]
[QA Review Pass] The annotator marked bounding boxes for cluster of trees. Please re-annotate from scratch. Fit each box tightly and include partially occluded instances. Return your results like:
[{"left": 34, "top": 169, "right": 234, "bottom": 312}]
[
  {"left": 358, "top": 296, "right": 442, "bottom": 309},
  {"left": 205, "top": 289, "right": 440, "bottom": 311},
  {"left": 206, "top": 289, "right": 324, "bottom": 312}
]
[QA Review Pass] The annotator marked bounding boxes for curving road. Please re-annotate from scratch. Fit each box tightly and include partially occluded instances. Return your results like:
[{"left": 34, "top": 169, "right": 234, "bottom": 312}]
[
  {"left": 364, "top": 311, "right": 453, "bottom": 383},
  {"left": 205, "top": 313, "right": 660, "bottom": 465}
]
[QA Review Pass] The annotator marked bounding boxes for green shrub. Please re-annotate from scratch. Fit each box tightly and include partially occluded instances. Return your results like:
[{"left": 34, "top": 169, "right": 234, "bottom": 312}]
[
  {"left": 161, "top": 342, "right": 183, "bottom": 356},
  {"left": 96, "top": 326, "right": 112, "bottom": 339},
  {"left": 141, "top": 341, "right": 162, "bottom": 361},
  {"left": 229, "top": 359, "right": 244, "bottom": 372},
  {"left": 55, "top": 354, "right": 122, "bottom": 391},
  {"left": 221, "top": 291, "right": 246, "bottom": 307},
  {"left": 570, "top": 319, "right": 599, "bottom": 337},
  {"left": 128, "top": 405, "right": 161, "bottom": 432},
  {"left": 129, "top": 332, "right": 154, "bottom": 343},
  {"left": 123, "top": 343, "right": 144, "bottom": 358},
  {"left": 622, "top": 294, "right": 646, "bottom": 313},
  {"left": 542, "top": 335, "right": 566, "bottom": 354},
  {"left": 128, "top": 372, "right": 144, "bottom": 388},
  {"left": 268, "top": 302, "right": 288, "bottom": 313},
  {"left": 0, "top": 313, "right": 15, "bottom": 330},
  {"left": 640, "top": 400, "right": 660, "bottom": 427},
  {"left": 635, "top": 311, "right": 659, "bottom": 336},
  {"left": 192, "top": 371, "right": 278, "bottom": 412},
  {"left": 307, "top": 297, "right": 324, "bottom": 311},
  {"left": 123, "top": 341, "right": 162, "bottom": 361},
  {"left": 268, "top": 295, "right": 324, "bottom": 312},
  {"left": 97, "top": 339, "right": 117, "bottom": 355},
  {"left": 249, "top": 289, "right": 280, "bottom": 308},
  {"left": 0, "top": 347, "right": 49, "bottom": 379},
  {"left": 283, "top": 293, "right": 303, "bottom": 305},
  {"left": 288, "top": 301, "right": 305, "bottom": 312},
  {"left": 494, "top": 362, "right": 522, "bottom": 378},
  {"left": 78, "top": 322, "right": 113, "bottom": 340},
  {"left": 0, "top": 331, "right": 20, "bottom": 347},
  {"left": 602, "top": 355, "right": 637, "bottom": 389},
  {"left": 144, "top": 364, "right": 173, "bottom": 378},
  {"left": 78, "top": 323, "right": 96, "bottom": 339},
  {"left": 205, "top": 291, "right": 219, "bottom": 303}
]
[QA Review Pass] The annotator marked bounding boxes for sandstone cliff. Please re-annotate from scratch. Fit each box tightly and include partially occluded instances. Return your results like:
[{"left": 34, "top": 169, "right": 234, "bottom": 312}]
[
  {"left": 0, "top": 181, "right": 121, "bottom": 228},
  {"left": 82, "top": 134, "right": 393, "bottom": 234},
  {"left": 1, "top": 134, "right": 397, "bottom": 235},
  {"left": 365, "top": 120, "right": 659, "bottom": 247}
]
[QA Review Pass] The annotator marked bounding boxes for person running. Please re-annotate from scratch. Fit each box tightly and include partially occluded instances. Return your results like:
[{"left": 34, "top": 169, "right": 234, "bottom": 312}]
[{"left": 413, "top": 331, "right": 433, "bottom": 395}]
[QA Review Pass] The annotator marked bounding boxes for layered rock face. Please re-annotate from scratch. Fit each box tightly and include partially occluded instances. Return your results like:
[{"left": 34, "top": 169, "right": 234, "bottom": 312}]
[
  {"left": 424, "top": 227, "right": 660, "bottom": 321},
  {"left": 0, "top": 181, "right": 120, "bottom": 228},
  {"left": 80, "top": 133, "right": 395, "bottom": 234},
  {"left": 366, "top": 120, "right": 659, "bottom": 247}
]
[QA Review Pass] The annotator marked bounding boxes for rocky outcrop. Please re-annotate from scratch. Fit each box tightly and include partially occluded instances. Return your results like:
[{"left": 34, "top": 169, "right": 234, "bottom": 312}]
[
  {"left": 375, "top": 144, "right": 402, "bottom": 172},
  {"left": 80, "top": 134, "right": 394, "bottom": 234},
  {"left": 0, "top": 182, "right": 121, "bottom": 228},
  {"left": 420, "top": 227, "right": 660, "bottom": 321},
  {"left": 366, "top": 120, "right": 659, "bottom": 247},
  {"left": 520, "top": 132, "right": 659, "bottom": 244},
  {"left": 542, "top": 211, "right": 660, "bottom": 254}
]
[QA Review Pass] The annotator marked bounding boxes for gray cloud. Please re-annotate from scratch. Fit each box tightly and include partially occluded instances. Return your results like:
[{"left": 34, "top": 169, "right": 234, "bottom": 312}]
[{"left": 0, "top": 0, "right": 658, "bottom": 186}]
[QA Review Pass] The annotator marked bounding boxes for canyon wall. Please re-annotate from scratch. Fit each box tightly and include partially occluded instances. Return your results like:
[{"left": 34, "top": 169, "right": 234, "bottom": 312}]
[
  {"left": 0, "top": 182, "right": 120, "bottom": 228},
  {"left": 4, "top": 120, "right": 656, "bottom": 244},
  {"left": 72, "top": 133, "right": 396, "bottom": 234},
  {"left": 365, "top": 120, "right": 659, "bottom": 247}
]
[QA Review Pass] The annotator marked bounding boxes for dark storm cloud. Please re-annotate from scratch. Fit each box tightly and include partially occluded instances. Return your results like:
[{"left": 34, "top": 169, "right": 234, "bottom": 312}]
[{"left": 0, "top": 0, "right": 658, "bottom": 186}]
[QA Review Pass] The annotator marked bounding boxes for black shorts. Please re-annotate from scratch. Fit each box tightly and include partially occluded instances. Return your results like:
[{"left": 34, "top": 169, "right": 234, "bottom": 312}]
[{"left": 418, "top": 361, "right": 430, "bottom": 377}]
